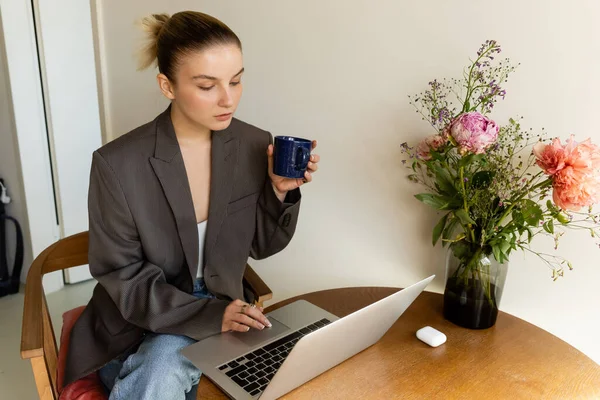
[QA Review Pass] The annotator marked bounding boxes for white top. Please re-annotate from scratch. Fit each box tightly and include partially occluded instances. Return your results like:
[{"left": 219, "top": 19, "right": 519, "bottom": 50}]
[{"left": 197, "top": 220, "right": 208, "bottom": 278}]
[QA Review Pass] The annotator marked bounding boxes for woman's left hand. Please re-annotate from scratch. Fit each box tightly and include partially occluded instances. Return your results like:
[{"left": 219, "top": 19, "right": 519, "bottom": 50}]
[{"left": 267, "top": 140, "right": 319, "bottom": 199}]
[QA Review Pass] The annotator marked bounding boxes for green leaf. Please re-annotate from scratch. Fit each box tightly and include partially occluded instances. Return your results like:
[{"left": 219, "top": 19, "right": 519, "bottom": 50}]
[
  {"left": 521, "top": 199, "right": 543, "bottom": 226},
  {"left": 556, "top": 213, "right": 569, "bottom": 224},
  {"left": 432, "top": 213, "right": 450, "bottom": 246},
  {"left": 492, "top": 244, "right": 503, "bottom": 263},
  {"left": 429, "top": 151, "right": 445, "bottom": 162},
  {"left": 471, "top": 171, "right": 495, "bottom": 189},
  {"left": 500, "top": 240, "right": 511, "bottom": 259},
  {"left": 512, "top": 209, "right": 525, "bottom": 227},
  {"left": 441, "top": 217, "right": 459, "bottom": 247},
  {"left": 455, "top": 209, "right": 476, "bottom": 225},
  {"left": 415, "top": 193, "right": 461, "bottom": 210},
  {"left": 526, "top": 227, "right": 534, "bottom": 243},
  {"left": 415, "top": 193, "right": 444, "bottom": 209},
  {"left": 509, "top": 233, "right": 517, "bottom": 250},
  {"left": 451, "top": 240, "right": 471, "bottom": 261},
  {"left": 546, "top": 200, "right": 559, "bottom": 214},
  {"left": 543, "top": 219, "right": 554, "bottom": 234},
  {"left": 458, "top": 154, "right": 484, "bottom": 168},
  {"left": 432, "top": 163, "right": 458, "bottom": 196}
]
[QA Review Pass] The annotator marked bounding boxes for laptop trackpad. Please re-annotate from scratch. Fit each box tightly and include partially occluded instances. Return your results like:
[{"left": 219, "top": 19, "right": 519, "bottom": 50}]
[{"left": 231, "top": 317, "right": 290, "bottom": 347}]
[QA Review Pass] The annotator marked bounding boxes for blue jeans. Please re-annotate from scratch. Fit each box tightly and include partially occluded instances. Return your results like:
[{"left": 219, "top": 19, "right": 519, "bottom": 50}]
[{"left": 98, "top": 278, "right": 216, "bottom": 400}]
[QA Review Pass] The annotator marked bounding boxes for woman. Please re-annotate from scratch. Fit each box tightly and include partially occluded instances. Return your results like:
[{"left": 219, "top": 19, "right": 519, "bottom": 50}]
[{"left": 64, "top": 11, "right": 319, "bottom": 399}]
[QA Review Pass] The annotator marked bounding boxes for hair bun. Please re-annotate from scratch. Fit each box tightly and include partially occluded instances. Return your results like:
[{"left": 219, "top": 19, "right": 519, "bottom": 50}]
[{"left": 137, "top": 13, "right": 170, "bottom": 71}]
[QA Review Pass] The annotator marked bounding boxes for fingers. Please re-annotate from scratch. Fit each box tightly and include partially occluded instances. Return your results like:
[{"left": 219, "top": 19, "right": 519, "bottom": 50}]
[
  {"left": 222, "top": 300, "right": 271, "bottom": 333},
  {"left": 243, "top": 305, "right": 271, "bottom": 328},
  {"left": 233, "top": 313, "right": 266, "bottom": 330},
  {"left": 229, "top": 321, "right": 250, "bottom": 333},
  {"left": 303, "top": 171, "right": 313, "bottom": 183},
  {"left": 311, "top": 140, "right": 318, "bottom": 150},
  {"left": 306, "top": 153, "right": 319, "bottom": 178},
  {"left": 267, "top": 144, "right": 274, "bottom": 175}
]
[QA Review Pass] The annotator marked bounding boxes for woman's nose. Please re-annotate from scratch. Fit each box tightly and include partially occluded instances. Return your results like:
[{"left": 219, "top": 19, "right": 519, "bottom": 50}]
[{"left": 218, "top": 87, "right": 234, "bottom": 108}]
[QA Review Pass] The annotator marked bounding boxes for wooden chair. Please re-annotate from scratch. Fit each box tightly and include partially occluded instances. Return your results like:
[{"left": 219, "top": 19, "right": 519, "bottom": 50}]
[{"left": 20, "top": 231, "right": 273, "bottom": 400}]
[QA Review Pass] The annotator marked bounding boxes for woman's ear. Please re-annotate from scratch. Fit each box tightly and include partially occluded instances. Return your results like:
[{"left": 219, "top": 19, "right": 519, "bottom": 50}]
[{"left": 157, "top": 73, "right": 176, "bottom": 100}]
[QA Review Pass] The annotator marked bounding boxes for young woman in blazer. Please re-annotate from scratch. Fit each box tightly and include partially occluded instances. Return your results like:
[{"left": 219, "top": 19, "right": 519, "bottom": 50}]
[{"left": 64, "top": 11, "right": 320, "bottom": 399}]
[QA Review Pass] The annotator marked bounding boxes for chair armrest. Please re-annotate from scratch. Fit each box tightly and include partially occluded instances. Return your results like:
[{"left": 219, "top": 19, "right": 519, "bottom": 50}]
[
  {"left": 21, "top": 245, "right": 53, "bottom": 359},
  {"left": 243, "top": 264, "right": 273, "bottom": 306},
  {"left": 21, "top": 231, "right": 89, "bottom": 360}
]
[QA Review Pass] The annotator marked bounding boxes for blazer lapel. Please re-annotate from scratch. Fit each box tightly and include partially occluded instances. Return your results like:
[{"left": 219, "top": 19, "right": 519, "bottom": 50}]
[
  {"left": 205, "top": 128, "right": 239, "bottom": 256},
  {"left": 149, "top": 108, "right": 199, "bottom": 277},
  {"left": 149, "top": 106, "right": 239, "bottom": 279}
]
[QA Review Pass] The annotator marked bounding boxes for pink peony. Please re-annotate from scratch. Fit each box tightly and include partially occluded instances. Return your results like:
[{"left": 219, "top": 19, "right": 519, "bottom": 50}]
[
  {"left": 553, "top": 166, "right": 600, "bottom": 211},
  {"left": 533, "top": 138, "right": 567, "bottom": 175},
  {"left": 534, "top": 135, "right": 600, "bottom": 211},
  {"left": 449, "top": 112, "right": 499, "bottom": 154},
  {"left": 416, "top": 134, "right": 447, "bottom": 160}
]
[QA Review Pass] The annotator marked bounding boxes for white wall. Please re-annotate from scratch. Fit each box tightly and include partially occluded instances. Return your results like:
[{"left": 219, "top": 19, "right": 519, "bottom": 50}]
[
  {"left": 95, "top": 0, "right": 600, "bottom": 364},
  {"left": 0, "top": 14, "right": 33, "bottom": 282},
  {"left": 0, "top": 0, "right": 62, "bottom": 292}
]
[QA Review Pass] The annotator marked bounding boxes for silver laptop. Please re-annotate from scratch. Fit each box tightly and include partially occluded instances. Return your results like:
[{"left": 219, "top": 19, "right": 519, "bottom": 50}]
[{"left": 181, "top": 275, "right": 435, "bottom": 399}]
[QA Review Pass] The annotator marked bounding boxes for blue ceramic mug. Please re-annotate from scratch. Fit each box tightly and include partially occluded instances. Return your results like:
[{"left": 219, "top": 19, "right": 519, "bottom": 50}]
[{"left": 273, "top": 136, "right": 312, "bottom": 179}]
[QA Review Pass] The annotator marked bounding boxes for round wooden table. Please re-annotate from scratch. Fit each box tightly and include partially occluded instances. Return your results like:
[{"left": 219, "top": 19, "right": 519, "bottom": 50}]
[{"left": 198, "top": 287, "right": 600, "bottom": 399}]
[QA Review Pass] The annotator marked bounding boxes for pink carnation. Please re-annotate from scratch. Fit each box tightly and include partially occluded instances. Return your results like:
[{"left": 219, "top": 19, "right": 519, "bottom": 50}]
[
  {"left": 416, "top": 134, "right": 447, "bottom": 160},
  {"left": 534, "top": 135, "right": 600, "bottom": 211},
  {"left": 449, "top": 112, "right": 499, "bottom": 155}
]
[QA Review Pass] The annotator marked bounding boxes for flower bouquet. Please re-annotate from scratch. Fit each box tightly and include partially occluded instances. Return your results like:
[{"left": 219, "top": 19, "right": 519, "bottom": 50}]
[{"left": 401, "top": 40, "right": 600, "bottom": 329}]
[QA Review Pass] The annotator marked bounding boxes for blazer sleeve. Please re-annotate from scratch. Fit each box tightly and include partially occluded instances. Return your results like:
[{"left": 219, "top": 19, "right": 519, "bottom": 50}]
[
  {"left": 250, "top": 132, "right": 302, "bottom": 260},
  {"left": 87, "top": 151, "right": 229, "bottom": 340}
]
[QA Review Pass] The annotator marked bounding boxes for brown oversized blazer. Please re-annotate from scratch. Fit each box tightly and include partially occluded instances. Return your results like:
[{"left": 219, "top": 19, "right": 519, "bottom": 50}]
[{"left": 64, "top": 105, "right": 301, "bottom": 386}]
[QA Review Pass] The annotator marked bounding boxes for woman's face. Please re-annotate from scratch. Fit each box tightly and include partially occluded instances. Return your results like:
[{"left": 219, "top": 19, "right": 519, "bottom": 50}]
[{"left": 161, "top": 44, "right": 244, "bottom": 132}]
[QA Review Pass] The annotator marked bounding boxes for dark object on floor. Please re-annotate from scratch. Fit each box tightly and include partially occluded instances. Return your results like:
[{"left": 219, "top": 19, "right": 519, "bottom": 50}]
[{"left": 0, "top": 178, "right": 23, "bottom": 298}]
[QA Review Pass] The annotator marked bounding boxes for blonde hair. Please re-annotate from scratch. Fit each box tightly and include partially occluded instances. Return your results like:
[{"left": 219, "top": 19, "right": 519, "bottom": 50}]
[
  {"left": 137, "top": 13, "right": 170, "bottom": 71},
  {"left": 136, "top": 11, "right": 241, "bottom": 80}
]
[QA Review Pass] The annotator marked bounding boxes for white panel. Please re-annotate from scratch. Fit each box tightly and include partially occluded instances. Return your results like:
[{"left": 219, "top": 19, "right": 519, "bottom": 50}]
[
  {"left": 35, "top": 0, "right": 103, "bottom": 283},
  {"left": 0, "top": 11, "right": 33, "bottom": 282},
  {"left": 0, "top": 0, "right": 62, "bottom": 292}
]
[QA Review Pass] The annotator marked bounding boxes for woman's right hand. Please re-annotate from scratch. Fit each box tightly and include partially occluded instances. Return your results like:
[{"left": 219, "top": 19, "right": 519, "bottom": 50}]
[{"left": 222, "top": 299, "right": 273, "bottom": 332}]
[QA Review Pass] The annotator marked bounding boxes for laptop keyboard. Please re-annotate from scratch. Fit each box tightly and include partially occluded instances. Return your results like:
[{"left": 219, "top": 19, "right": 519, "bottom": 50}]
[{"left": 217, "top": 318, "right": 332, "bottom": 396}]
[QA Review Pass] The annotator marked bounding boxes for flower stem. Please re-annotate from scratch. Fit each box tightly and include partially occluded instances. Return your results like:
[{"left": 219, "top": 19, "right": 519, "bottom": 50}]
[
  {"left": 459, "top": 166, "right": 476, "bottom": 243},
  {"left": 463, "top": 46, "right": 496, "bottom": 112}
]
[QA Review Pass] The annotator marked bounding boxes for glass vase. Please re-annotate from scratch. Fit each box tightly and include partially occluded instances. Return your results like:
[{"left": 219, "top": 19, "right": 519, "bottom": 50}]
[{"left": 443, "top": 247, "right": 508, "bottom": 329}]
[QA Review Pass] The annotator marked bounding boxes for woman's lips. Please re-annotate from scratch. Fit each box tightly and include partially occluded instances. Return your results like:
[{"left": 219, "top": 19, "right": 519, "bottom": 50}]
[{"left": 215, "top": 113, "right": 232, "bottom": 121}]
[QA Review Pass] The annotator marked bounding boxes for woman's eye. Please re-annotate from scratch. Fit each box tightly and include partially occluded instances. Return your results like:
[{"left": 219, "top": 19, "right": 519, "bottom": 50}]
[
  {"left": 230, "top": 81, "right": 241, "bottom": 86},
  {"left": 198, "top": 86, "right": 214, "bottom": 91}
]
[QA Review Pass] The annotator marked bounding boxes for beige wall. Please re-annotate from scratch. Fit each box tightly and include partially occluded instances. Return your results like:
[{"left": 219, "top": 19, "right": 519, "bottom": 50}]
[{"left": 95, "top": 0, "right": 600, "bottom": 363}]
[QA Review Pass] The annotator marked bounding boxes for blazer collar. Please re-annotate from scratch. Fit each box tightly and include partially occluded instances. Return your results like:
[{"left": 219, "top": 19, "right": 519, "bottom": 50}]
[{"left": 153, "top": 105, "right": 235, "bottom": 162}]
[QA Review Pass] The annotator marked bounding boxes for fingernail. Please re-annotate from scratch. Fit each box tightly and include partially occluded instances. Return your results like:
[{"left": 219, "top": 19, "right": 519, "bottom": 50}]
[
  {"left": 265, "top": 319, "right": 272, "bottom": 328},
  {"left": 245, "top": 326, "right": 250, "bottom": 332},
  {"left": 258, "top": 323, "right": 265, "bottom": 330}
]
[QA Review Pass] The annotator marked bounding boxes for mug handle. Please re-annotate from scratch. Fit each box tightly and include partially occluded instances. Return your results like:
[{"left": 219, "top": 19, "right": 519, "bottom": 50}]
[{"left": 295, "top": 146, "right": 310, "bottom": 171}]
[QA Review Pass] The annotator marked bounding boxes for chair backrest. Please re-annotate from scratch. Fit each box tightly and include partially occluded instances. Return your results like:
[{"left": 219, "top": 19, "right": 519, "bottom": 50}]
[{"left": 21, "top": 231, "right": 90, "bottom": 399}]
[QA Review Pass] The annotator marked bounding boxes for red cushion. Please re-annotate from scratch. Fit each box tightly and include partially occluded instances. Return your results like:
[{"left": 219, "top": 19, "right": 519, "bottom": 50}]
[{"left": 57, "top": 306, "right": 107, "bottom": 400}]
